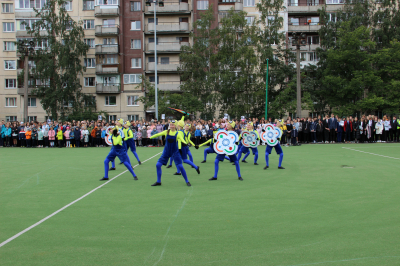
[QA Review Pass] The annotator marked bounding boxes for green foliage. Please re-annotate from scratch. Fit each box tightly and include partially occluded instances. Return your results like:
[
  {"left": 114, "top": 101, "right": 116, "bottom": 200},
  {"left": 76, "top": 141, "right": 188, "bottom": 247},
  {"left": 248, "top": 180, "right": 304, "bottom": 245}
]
[
  {"left": 25, "top": 0, "right": 90, "bottom": 121},
  {"left": 316, "top": 0, "right": 400, "bottom": 116}
]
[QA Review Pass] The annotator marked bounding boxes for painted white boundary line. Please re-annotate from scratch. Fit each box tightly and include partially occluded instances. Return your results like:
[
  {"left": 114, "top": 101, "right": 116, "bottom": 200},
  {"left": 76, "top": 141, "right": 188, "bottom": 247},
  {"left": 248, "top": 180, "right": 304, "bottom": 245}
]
[
  {"left": 342, "top": 147, "right": 400, "bottom": 160},
  {"left": 0, "top": 151, "right": 162, "bottom": 248}
]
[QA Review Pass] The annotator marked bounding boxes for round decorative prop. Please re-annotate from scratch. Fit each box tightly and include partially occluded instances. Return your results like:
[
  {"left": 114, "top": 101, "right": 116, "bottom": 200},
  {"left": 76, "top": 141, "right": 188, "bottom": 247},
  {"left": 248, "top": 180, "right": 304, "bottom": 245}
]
[
  {"left": 105, "top": 126, "right": 125, "bottom": 146},
  {"left": 213, "top": 130, "right": 239, "bottom": 155},
  {"left": 261, "top": 124, "right": 282, "bottom": 147},
  {"left": 241, "top": 130, "right": 259, "bottom": 148}
]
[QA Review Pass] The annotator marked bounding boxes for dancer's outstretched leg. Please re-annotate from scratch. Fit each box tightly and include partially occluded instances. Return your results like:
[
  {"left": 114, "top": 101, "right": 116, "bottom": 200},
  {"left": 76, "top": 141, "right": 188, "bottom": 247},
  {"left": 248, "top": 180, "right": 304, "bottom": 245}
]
[
  {"left": 188, "top": 150, "right": 194, "bottom": 163},
  {"left": 123, "top": 161, "right": 137, "bottom": 179},
  {"left": 176, "top": 164, "right": 190, "bottom": 185}
]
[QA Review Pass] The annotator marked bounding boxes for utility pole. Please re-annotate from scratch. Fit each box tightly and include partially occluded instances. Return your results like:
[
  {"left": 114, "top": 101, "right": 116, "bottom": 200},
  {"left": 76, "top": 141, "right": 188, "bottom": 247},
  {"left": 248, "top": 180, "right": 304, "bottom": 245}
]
[
  {"left": 146, "top": 0, "right": 164, "bottom": 121},
  {"left": 18, "top": 40, "right": 35, "bottom": 123},
  {"left": 292, "top": 32, "right": 306, "bottom": 118},
  {"left": 265, "top": 58, "right": 269, "bottom": 120}
]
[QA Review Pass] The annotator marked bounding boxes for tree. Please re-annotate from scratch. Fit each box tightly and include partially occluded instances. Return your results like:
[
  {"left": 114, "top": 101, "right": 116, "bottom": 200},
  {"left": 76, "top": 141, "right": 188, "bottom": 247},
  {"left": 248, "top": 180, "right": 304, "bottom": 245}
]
[
  {"left": 316, "top": 0, "right": 400, "bottom": 116},
  {"left": 256, "top": 0, "right": 296, "bottom": 118},
  {"left": 25, "top": 0, "right": 90, "bottom": 120}
]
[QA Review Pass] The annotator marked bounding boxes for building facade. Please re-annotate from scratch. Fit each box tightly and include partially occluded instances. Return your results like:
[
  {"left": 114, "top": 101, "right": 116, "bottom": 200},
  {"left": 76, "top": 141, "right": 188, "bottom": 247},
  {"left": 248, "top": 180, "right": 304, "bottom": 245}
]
[{"left": 0, "top": 0, "right": 345, "bottom": 122}]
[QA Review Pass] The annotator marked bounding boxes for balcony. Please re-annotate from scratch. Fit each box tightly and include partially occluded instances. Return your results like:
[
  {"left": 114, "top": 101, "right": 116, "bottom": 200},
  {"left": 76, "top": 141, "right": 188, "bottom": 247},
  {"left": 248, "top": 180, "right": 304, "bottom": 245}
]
[
  {"left": 16, "top": 30, "right": 47, "bottom": 37},
  {"left": 153, "top": 83, "right": 181, "bottom": 91},
  {"left": 17, "top": 86, "right": 37, "bottom": 95},
  {"left": 96, "top": 83, "right": 120, "bottom": 93},
  {"left": 147, "top": 22, "right": 189, "bottom": 33},
  {"left": 95, "top": 6, "right": 120, "bottom": 16},
  {"left": 147, "top": 62, "right": 180, "bottom": 72},
  {"left": 15, "top": 10, "right": 37, "bottom": 17},
  {"left": 95, "top": 44, "right": 119, "bottom": 54},
  {"left": 145, "top": 2, "right": 189, "bottom": 13},
  {"left": 96, "top": 64, "right": 119, "bottom": 74},
  {"left": 287, "top": 2, "right": 322, "bottom": 13},
  {"left": 95, "top": 25, "right": 119, "bottom": 36},
  {"left": 146, "top": 42, "right": 189, "bottom": 53},
  {"left": 218, "top": 0, "right": 243, "bottom": 11},
  {"left": 288, "top": 23, "right": 321, "bottom": 32}
]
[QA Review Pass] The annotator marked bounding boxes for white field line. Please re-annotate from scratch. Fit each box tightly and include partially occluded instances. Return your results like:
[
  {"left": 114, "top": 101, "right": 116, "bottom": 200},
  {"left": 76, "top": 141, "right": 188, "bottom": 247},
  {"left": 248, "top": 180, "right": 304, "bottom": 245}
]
[
  {"left": 0, "top": 151, "right": 162, "bottom": 248},
  {"left": 342, "top": 147, "right": 400, "bottom": 160}
]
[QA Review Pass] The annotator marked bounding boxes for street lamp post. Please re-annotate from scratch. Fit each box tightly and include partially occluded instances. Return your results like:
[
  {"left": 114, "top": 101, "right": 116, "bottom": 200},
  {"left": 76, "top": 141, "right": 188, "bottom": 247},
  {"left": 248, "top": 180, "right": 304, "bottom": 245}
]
[
  {"left": 18, "top": 40, "right": 35, "bottom": 123},
  {"left": 292, "top": 32, "right": 306, "bottom": 118},
  {"left": 146, "top": 0, "right": 164, "bottom": 121},
  {"left": 265, "top": 58, "right": 269, "bottom": 120}
]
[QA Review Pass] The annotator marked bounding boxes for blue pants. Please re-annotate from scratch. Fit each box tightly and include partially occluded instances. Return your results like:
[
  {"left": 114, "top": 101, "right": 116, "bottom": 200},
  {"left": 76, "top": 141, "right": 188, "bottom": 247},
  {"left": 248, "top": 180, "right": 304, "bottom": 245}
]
[
  {"left": 126, "top": 139, "right": 141, "bottom": 162},
  {"left": 265, "top": 144, "right": 283, "bottom": 167},
  {"left": 237, "top": 146, "right": 256, "bottom": 163},
  {"left": 104, "top": 148, "right": 136, "bottom": 178},
  {"left": 204, "top": 146, "right": 215, "bottom": 161},
  {"left": 156, "top": 153, "right": 189, "bottom": 184},
  {"left": 213, "top": 154, "right": 241, "bottom": 178}
]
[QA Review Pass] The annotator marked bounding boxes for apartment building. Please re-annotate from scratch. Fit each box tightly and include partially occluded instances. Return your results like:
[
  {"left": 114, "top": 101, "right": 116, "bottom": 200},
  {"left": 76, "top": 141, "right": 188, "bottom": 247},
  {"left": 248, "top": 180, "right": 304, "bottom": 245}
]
[{"left": 287, "top": 0, "right": 344, "bottom": 66}]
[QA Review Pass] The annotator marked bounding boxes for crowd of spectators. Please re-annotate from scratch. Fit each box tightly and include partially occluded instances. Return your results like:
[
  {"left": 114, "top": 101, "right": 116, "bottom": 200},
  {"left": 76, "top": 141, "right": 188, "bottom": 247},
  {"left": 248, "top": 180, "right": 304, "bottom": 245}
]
[{"left": 0, "top": 114, "right": 398, "bottom": 148}]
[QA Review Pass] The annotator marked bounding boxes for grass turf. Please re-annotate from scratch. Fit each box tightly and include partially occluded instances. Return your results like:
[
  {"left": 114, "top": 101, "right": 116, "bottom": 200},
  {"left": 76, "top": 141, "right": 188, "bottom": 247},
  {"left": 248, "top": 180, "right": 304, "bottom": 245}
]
[{"left": 0, "top": 144, "right": 400, "bottom": 266}]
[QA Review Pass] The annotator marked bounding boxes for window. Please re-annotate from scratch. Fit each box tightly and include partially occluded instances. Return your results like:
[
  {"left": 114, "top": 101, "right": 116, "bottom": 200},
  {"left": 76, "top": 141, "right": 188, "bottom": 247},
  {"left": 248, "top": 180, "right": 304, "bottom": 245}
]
[
  {"left": 28, "top": 97, "right": 36, "bottom": 107},
  {"left": 131, "top": 58, "right": 141, "bottom": 68},
  {"left": 149, "top": 76, "right": 159, "bottom": 84},
  {"left": 108, "top": 115, "right": 117, "bottom": 121},
  {"left": 2, "top": 3, "right": 13, "bottom": 12},
  {"left": 99, "top": 54, "right": 117, "bottom": 64},
  {"left": 307, "top": 36, "right": 319, "bottom": 44},
  {"left": 3, "top": 22, "right": 14, "bottom": 32},
  {"left": 290, "top": 18, "right": 299, "bottom": 25},
  {"left": 326, "top": 0, "right": 344, "bottom": 3},
  {"left": 308, "top": 17, "right": 319, "bottom": 25},
  {"left": 28, "top": 116, "right": 37, "bottom": 122},
  {"left": 6, "top": 116, "right": 17, "bottom": 122},
  {"left": 131, "top": 39, "right": 141, "bottom": 49},
  {"left": 4, "top": 42, "right": 15, "bottom": 51},
  {"left": 63, "top": 99, "right": 73, "bottom": 107},
  {"left": 83, "top": 20, "right": 94, "bottom": 29},
  {"left": 329, "top": 13, "right": 337, "bottom": 22},
  {"left": 127, "top": 95, "right": 139, "bottom": 106},
  {"left": 103, "top": 19, "right": 115, "bottom": 27},
  {"left": 130, "top": 1, "right": 140, "bottom": 11},
  {"left": 309, "top": 52, "right": 319, "bottom": 61},
  {"left": 16, "top": 19, "right": 40, "bottom": 31},
  {"left": 5, "top": 60, "right": 16, "bottom": 70},
  {"left": 267, "top": 16, "right": 275, "bottom": 25},
  {"left": 131, "top": 21, "right": 140, "bottom": 30},
  {"left": 84, "top": 38, "right": 95, "bottom": 48},
  {"left": 300, "top": 52, "right": 306, "bottom": 60},
  {"left": 83, "top": 0, "right": 94, "bottom": 10},
  {"left": 84, "top": 58, "right": 96, "bottom": 68},
  {"left": 16, "top": 0, "right": 46, "bottom": 9},
  {"left": 105, "top": 96, "right": 116, "bottom": 106},
  {"left": 102, "top": 38, "right": 116, "bottom": 44},
  {"left": 85, "top": 96, "right": 96, "bottom": 107},
  {"left": 148, "top": 37, "right": 158, "bottom": 44},
  {"left": 123, "top": 74, "right": 142, "bottom": 84},
  {"left": 84, "top": 77, "right": 95, "bottom": 87},
  {"left": 127, "top": 115, "right": 139, "bottom": 121},
  {"left": 245, "top": 16, "right": 255, "bottom": 25},
  {"left": 103, "top": 76, "right": 116, "bottom": 84},
  {"left": 6, "top": 97, "right": 17, "bottom": 107},
  {"left": 5, "top": 79, "right": 17, "bottom": 88},
  {"left": 97, "top": 0, "right": 118, "bottom": 5},
  {"left": 160, "top": 57, "right": 169, "bottom": 64},
  {"left": 148, "top": 18, "right": 158, "bottom": 25},
  {"left": 243, "top": 0, "right": 254, "bottom": 6},
  {"left": 197, "top": 0, "right": 208, "bottom": 10},
  {"left": 64, "top": 1, "right": 72, "bottom": 10}
]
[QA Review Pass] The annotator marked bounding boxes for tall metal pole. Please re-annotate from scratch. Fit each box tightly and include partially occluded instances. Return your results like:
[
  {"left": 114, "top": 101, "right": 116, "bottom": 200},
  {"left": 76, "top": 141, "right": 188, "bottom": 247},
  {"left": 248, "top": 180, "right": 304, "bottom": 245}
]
[
  {"left": 24, "top": 54, "right": 29, "bottom": 123},
  {"left": 296, "top": 45, "right": 301, "bottom": 118},
  {"left": 265, "top": 58, "right": 269, "bottom": 120},
  {"left": 154, "top": 1, "right": 158, "bottom": 121}
]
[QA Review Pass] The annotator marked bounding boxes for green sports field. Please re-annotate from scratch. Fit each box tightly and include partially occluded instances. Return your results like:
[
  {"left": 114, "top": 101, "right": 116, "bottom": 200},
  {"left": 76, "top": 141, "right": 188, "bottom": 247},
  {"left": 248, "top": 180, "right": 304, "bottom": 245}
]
[{"left": 1, "top": 144, "right": 400, "bottom": 266}]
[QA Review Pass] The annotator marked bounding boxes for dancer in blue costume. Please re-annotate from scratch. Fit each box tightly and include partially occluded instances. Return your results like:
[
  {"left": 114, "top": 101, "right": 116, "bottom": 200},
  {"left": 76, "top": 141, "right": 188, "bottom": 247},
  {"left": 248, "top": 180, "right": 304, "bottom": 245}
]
[
  {"left": 198, "top": 126, "right": 219, "bottom": 163},
  {"left": 174, "top": 118, "right": 200, "bottom": 175},
  {"left": 209, "top": 121, "right": 243, "bottom": 181},
  {"left": 264, "top": 121, "right": 285, "bottom": 170},
  {"left": 149, "top": 121, "right": 191, "bottom": 186},
  {"left": 236, "top": 122, "right": 259, "bottom": 165},
  {"left": 123, "top": 121, "right": 142, "bottom": 165},
  {"left": 100, "top": 128, "right": 137, "bottom": 181}
]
